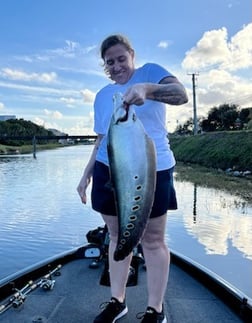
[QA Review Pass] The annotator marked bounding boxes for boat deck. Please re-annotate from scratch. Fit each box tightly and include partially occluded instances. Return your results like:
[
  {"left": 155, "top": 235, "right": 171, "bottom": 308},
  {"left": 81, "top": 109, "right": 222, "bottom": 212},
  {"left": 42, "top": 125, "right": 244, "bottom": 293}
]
[{"left": 0, "top": 257, "right": 243, "bottom": 323}]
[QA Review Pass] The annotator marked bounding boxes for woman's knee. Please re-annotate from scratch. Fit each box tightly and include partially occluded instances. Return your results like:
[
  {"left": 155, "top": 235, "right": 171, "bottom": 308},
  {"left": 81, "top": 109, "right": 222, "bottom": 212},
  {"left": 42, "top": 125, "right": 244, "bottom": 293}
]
[
  {"left": 101, "top": 214, "right": 118, "bottom": 243},
  {"left": 141, "top": 215, "right": 167, "bottom": 250},
  {"left": 141, "top": 231, "right": 165, "bottom": 251}
]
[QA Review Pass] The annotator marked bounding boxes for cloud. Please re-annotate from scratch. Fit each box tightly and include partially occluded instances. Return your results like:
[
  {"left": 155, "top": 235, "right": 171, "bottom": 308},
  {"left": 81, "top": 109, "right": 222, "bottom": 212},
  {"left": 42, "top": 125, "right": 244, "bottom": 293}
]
[
  {"left": 1, "top": 68, "right": 57, "bottom": 83},
  {"left": 222, "top": 23, "right": 252, "bottom": 71},
  {"left": 60, "top": 97, "right": 77, "bottom": 108},
  {"left": 33, "top": 117, "right": 46, "bottom": 127},
  {"left": 0, "top": 102, "right": 4, "bottom": 110},
  {"left": 182, "top": 27, "right": 230, "bottom": 71},
  {"left": 182, "top": 23, "right": 252, "bottom": 72},
  {"left": 43, "top": 109, "right": 63, "bottom": 119},
  {"left": 80, "top": 89, "right": 96, "bottom": 104},
  {"left": 157, "top": 40, "right": 170, "bottom": 49},
  {"left": 62, "top": 116, "right": 95, "bottom": 135},
  {"left": 178, "top": 23, "right": 252, "bottom": 130},
  {"left": 0, "top": 81, "right": 82, "bottom": 100},
  {"left": 47, "top": 40, "right": 97, "bottom": 59},
  {"left": 13, "top": 40, "right": 98, "bottom": 64}
]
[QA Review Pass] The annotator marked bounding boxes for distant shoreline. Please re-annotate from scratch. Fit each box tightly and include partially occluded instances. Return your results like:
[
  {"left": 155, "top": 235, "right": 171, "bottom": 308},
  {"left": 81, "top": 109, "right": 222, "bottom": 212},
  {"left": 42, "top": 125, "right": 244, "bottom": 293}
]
[{"left": 0, "top": 142, "right": 94, "bottom": 155}]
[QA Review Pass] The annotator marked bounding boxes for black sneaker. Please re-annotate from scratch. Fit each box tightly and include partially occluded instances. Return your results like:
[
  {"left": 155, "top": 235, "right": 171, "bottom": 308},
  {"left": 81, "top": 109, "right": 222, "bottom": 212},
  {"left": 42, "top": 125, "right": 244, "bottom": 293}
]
[
  {"left": 137, "top": 306, "right": 167, "bottom": 323},
  {"left": 93, "top": 297, "right": 128, "bottom": 323}
]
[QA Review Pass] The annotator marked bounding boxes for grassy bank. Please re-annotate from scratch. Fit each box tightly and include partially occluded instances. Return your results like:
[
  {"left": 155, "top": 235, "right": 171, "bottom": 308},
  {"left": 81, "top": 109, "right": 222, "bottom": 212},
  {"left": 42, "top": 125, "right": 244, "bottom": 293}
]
[
  {"left": 174, "top": 162, "right": 252, "bottom": 202},
  {"left": 0, "top": 143, "right": 64, "bottom": 154},
  {"left": 170, "top": 131, "right": 252, "bottom": 171}
]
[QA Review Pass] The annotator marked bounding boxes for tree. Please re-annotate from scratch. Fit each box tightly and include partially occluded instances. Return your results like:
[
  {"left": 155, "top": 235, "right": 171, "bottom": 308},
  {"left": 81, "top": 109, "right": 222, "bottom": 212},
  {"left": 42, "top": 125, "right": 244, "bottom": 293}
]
[
  {"left": 175, "top": 118, "right": 193, "bottom": 135},
  {"left": 204, "top": 104, "right": 238, "bottom": 131},
  {"left": 176, "top": 104, "right": 251, "bottom": 134},
  {"left": 0, "top": 119, "right": 55, "bottom": 145},
  {"left": 239, "top": 108, "right": 250, "bottom": 128}
]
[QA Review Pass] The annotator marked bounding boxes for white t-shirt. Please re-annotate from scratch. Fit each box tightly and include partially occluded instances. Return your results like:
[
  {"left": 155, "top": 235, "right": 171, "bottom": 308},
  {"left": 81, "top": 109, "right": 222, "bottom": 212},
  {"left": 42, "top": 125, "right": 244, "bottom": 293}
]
[{"left": 94, "top": 63, "right": 176, "bottom": 171}]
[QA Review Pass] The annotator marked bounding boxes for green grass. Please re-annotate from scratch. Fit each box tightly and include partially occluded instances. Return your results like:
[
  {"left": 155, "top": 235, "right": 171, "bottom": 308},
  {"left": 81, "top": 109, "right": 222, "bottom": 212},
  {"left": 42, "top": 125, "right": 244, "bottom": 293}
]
[
  {"left": 170, "top": 131, "right": 252, "bottom": 171},
  {"left": 175, "top": 162, "right": 252, "bottom": 202},
  {"left": 0, "top": 143, "right": 64, "bottom": 154}
]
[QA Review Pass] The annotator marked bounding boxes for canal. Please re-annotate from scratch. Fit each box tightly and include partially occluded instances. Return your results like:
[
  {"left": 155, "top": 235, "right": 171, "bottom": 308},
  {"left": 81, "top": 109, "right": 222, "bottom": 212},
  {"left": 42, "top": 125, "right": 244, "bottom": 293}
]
[{"left": 0, "top": 145, "right": 251, "bottom": 303}]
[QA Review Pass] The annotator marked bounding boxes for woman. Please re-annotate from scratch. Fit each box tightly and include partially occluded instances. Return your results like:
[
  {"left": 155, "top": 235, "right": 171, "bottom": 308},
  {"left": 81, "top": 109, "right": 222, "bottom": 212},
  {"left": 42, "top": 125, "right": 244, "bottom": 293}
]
[{"left": 77, "top": 34, "right": 188, "bottom": 323}]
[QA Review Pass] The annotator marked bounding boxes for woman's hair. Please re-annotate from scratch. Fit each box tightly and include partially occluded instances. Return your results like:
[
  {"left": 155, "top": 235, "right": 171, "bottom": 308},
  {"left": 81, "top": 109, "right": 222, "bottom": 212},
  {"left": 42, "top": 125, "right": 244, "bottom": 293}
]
[{"left": 100, "top": 34, "right": 133, "bottom": 59}]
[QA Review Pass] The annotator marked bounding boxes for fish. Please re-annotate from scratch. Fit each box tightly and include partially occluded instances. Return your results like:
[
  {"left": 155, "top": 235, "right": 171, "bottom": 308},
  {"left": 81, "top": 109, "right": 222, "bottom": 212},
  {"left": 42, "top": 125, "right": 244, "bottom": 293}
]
[{"left": 107, "top": 92, "right": 157, "bottom": 261}]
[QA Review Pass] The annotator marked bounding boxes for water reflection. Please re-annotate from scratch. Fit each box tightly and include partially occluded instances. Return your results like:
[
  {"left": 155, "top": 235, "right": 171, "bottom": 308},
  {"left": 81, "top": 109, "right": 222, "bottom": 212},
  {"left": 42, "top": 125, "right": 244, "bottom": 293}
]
[
  {"left": 193, "top": 184, "right": 197, "bottom": 223},
  {"left": 174, "top": 180, "right": 252, "bottom": 259}
]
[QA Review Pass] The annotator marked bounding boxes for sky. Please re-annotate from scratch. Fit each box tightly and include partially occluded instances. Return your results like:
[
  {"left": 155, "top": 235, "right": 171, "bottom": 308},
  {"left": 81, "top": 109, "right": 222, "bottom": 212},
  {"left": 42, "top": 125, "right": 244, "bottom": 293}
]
[{"left": 0, "top": 0, "right": 251, "bottom": 134}]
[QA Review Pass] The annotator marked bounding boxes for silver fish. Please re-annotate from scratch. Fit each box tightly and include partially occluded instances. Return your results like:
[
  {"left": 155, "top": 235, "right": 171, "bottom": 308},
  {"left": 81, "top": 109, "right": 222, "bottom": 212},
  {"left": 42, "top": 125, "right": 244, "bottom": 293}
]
[{"left": 107, "top": 92, "right": 156, "bottom": 261}]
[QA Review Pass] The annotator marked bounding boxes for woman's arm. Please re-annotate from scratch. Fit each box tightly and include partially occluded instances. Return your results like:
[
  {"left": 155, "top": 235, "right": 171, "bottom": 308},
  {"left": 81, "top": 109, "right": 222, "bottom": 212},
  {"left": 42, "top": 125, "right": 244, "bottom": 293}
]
[
  {"left": 77, "top": 134, "right": 103, "bottom": 204},
  {"left": 123, "top": 76, "right": 188, "bottom": 106}
]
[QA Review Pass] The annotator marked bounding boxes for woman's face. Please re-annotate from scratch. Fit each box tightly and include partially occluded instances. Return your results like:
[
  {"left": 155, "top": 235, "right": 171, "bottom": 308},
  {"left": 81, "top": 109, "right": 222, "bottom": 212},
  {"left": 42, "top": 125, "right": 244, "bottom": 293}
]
[{"left": 103, "top": 44, "right": 135, "bottom": 84}]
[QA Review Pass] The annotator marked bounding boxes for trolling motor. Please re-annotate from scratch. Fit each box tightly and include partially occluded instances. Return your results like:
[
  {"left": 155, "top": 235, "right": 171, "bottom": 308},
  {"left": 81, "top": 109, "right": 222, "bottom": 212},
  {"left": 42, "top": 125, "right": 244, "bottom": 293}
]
[{"left": 86, "top": 226, "right": 109, "bottom": 269}]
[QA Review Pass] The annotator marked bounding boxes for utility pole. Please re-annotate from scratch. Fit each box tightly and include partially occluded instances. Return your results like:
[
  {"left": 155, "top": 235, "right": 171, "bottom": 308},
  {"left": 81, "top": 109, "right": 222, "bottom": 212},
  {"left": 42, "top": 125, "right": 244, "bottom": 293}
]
[{"left": 188, "top": 73, "right": 199, "bottom": 135}]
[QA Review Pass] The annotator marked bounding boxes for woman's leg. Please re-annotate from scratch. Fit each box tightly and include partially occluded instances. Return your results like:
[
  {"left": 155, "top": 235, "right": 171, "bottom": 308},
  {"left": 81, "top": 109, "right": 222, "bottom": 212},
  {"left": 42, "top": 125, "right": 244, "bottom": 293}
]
[
  {"left": 102, "top": 214, "right": 132, "bottom": 303},
  {"left": 141, "top": 213, "right": 170, "bottom": 313}
]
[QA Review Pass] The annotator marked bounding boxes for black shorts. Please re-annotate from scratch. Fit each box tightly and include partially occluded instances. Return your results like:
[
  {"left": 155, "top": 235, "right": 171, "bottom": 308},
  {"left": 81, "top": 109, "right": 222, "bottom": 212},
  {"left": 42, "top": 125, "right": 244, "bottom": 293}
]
[{"left": 91, "top": 161, "right": 177, "bottom": 218}]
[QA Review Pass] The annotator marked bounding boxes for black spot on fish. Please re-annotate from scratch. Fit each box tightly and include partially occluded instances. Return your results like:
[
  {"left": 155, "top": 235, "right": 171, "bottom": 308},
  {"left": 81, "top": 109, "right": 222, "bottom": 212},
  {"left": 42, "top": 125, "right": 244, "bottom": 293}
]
[
  {"left": 134, "top": 175, "right": 139, "bottom": 180},
  {"left": 134, "top": 195, "right": 141, "bottom": 201},
  {"left": 126, "top": 223, "right": 134, "bottom": 230},
  {"left": 121, "top": 239, "right": 126, "bottom": 244},
  {"left": 129, "top": 215, "right": 137, "bottom": 221},
  {"left": 123, "top": 231, "right": 130, "bottom": 237},
  {"left": 132, "top": 205, "right": 140, "bottom": 212},
  {"left": 136, "top": 185, "right": 142, "bottom": 190}
]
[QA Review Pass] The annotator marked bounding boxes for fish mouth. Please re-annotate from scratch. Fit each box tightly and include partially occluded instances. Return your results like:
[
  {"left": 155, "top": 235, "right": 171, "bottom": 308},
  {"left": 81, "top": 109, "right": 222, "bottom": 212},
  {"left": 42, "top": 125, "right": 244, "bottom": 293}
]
[{"left": 116, "top": 103, "right": 130, "bottom": 123}]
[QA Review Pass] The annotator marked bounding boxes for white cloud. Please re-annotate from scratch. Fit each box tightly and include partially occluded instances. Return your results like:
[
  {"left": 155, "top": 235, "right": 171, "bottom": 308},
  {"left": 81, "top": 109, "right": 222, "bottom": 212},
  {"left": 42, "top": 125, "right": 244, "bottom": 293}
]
[
  {"left": 43, "top": 109, "right": 63, "bottom": 119},
  {"left": 1, "top": 68, "right": 57, "bottom": 83},
  {"left": 33, "top": 117, "right": 46, "bottom": 127},
  {"left": 157, "top": 41, "right": 170, "bottom": 49},
  {"left": 60, "top": 97, "right": 76, "bottom": 108},
  {"left": 0, "top": 102, "right": 4, "bottom": 110},
  {"left": 62, "top": 119, "right": 95, "bottom": 136},
  {"left": 182, "top": 23, "right": 252, "bottom": 72},
  {"left": 182, "top": 27, "right": 230, "bottom": 71},
  {"left": 222, "top": 23, "right": 252, "bottom": 71},
  {"left": 80, "top": 89, "right": 96, "bottom": 104},
  {"left": 177, "top": 23, "right": 252, "bottom": 131}
]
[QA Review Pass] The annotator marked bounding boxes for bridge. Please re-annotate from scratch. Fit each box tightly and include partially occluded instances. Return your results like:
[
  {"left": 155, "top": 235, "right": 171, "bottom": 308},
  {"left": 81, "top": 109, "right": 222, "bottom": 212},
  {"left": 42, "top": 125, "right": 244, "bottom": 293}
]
[
  {"left": 0, "top": 135, "right": 97, "bottom": 141},
  {"left": 0, "top": 135, "right": 98, "bottom": 158}
]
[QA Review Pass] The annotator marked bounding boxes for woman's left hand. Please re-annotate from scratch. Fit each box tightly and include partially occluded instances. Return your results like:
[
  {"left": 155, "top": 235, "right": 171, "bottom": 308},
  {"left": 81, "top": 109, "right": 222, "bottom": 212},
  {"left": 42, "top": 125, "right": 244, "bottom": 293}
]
[{"left": 123, "top": 83, "right": 147, "bottom": 106}]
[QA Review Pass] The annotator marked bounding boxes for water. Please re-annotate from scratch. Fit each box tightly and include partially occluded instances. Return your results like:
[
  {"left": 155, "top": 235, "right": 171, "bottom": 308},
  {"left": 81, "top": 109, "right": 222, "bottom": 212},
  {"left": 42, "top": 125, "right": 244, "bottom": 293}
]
[{"left": 0, "top": 145, "right": 251, "bottom": 303}]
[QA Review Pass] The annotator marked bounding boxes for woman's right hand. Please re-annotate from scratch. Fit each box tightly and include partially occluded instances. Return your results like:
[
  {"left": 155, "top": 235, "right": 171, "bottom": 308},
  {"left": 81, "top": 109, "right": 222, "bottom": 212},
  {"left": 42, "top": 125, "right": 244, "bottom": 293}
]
[
  {"left": 77, "top": 174, "right": 91, "bottom": 204},
  {"left": 77, "top": 134, "right": 103, "bottom": 205}
]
